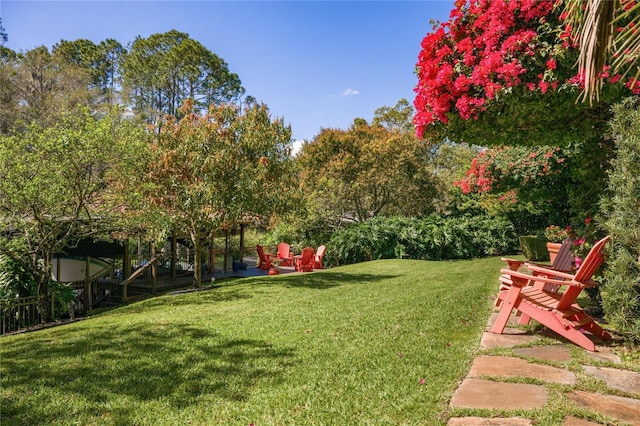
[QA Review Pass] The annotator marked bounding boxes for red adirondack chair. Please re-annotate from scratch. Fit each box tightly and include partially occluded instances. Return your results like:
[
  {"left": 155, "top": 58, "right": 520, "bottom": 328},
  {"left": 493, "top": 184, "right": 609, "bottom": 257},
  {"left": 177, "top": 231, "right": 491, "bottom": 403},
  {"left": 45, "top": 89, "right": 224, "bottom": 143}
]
[
  {"left": 498, "top": 237, "right": 574, "bottom": 303},
  {"left": 276, "top": 242, "right": 293, "bottom": 266},
  {"left": 256, "top": 245, "right": 272, "bottom": 270},
  {"left": 294, "top": 247, "right": 315, "bottom": 272},
  {"left": 492, "top": 236, "right": 611, "bottom": 351},
  {"left": 314, "top": 245, "right": 326, "bottom": 269}
]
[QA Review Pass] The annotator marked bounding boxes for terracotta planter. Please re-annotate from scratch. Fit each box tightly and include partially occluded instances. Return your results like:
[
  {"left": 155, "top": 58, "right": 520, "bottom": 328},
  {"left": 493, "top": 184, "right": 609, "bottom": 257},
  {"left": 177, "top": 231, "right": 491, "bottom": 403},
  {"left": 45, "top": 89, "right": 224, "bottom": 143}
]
[{"left": 547, "top": 242, "right": 562, "bottom": 264}]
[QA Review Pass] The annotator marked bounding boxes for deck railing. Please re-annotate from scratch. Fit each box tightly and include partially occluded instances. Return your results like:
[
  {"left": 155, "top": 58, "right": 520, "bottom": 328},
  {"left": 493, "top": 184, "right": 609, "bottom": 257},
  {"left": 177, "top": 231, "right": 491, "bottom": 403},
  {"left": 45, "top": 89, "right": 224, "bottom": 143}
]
[
  {"left": 1, "top": 247, "right": 251, "bottom": 334},
  {"left": 1, "top": 294, "right": 57, "bottom": 335}
]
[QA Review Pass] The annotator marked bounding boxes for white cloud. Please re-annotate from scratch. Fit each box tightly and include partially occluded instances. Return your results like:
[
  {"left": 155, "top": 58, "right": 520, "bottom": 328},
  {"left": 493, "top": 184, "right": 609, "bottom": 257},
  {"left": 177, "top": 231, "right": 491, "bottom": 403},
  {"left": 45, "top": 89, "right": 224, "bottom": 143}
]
[
  {"left": 340, "top": 88, "right": 360, "bottom": 97},
  {"left": 290, "top": 139, "right": 305, "bottom": 157}
]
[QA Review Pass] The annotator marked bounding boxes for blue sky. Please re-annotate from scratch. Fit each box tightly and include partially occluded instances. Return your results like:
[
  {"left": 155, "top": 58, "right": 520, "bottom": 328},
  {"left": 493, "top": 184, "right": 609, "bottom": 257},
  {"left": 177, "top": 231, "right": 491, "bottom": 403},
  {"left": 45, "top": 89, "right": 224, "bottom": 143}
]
[{"left": 1, "top": 1, "right": 454, "bottom": 142}]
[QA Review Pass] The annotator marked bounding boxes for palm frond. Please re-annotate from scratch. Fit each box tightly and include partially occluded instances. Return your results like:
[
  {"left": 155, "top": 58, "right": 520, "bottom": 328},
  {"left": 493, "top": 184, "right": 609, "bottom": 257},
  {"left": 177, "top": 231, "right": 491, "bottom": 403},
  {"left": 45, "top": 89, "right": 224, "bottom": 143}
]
[{"left": 611, "top": 2, "right": 640, "bottom": 87}]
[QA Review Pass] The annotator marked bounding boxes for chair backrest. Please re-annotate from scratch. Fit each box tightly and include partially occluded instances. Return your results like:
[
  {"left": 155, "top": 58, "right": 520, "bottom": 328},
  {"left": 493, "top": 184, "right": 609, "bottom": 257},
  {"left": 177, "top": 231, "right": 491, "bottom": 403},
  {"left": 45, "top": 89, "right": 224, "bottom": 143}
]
[
  {"left": 277, "top": 242, "right": 291, "bottom": 258},
  {"left": 573, "top": 236, "right": 611, "bottom": 283},
  {"left": 300, "top": 247, "right": 315, "bottom": 265},
  {"left": 552, "top": 237, "right": 574, "bottom": 272},
  {"left": 316, "top": 245, "right": 326, "bottom": 259},
  {"left": 256, "top": 245, "right": 267, "bottom": 261}
]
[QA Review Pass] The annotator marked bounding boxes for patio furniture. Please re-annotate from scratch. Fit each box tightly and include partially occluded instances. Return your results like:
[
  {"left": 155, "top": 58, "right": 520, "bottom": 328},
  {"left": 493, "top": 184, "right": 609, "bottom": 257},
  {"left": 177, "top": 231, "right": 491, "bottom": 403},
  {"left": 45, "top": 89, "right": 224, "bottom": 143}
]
[
  {"left": 314, "top": 245, "right": 326, "bottom": 269},
  {"left": 499, "top": 237, "right": 574, "bottom": 300},
  {"left": 256, "top": 245, "right": 272, "bottom": 270},
  {"left": 294, "top": 247, "right": 315, "bottom": 272},
  {"left": 491, "top": 236, "right": 611, "bottom": 351},
  {"left": 276, "top": 242, "right": 293, "bottom": 266}
]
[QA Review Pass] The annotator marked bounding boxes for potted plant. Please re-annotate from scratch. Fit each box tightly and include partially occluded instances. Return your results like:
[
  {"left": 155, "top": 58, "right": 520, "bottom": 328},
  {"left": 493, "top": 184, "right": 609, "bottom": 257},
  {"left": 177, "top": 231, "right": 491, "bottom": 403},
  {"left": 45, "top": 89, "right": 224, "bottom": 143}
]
[
  {"left": 544, "top": 225, "right": 571, "bottom": 263},
  {"left": 230, "top": 246, "right": 242, "bottom": 271}
]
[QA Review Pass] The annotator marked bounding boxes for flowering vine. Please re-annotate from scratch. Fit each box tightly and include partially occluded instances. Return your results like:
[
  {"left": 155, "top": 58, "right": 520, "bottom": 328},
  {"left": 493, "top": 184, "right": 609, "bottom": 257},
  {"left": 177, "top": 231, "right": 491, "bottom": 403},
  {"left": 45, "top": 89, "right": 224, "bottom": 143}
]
[
  {"left": 414, "top": 0, "right": 639, "bottom": 138},
  {"left": 455, "top": 145, "right": 567, "bottom": 198}
]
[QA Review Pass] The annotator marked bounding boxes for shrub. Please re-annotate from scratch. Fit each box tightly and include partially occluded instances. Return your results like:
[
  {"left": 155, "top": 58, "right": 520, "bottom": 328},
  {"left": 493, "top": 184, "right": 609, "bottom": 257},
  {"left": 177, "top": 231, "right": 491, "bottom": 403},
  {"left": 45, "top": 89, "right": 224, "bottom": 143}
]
[
  {"left": 601, "top": 97, "right": 640, "bottom": 345},
  {"left": 325, "top": 215, "right": 518, "bottom": 266}
]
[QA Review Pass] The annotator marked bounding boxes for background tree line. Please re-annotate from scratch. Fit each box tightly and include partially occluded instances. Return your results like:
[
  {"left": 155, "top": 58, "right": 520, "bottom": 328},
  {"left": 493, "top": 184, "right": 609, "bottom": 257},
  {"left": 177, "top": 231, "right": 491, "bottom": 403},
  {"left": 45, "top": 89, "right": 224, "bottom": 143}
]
[
  {"left": 0, "top": 29, "right": 244, "bottom": 134},
  {"left": 0, "top": 27, "right": 291, "bottom": 320}
]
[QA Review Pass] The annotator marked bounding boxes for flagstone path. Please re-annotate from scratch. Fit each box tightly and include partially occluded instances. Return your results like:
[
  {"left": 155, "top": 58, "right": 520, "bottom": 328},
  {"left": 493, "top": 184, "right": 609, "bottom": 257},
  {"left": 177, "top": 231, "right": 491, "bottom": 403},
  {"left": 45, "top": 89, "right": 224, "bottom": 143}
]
[{"left": 447, "top": 313, "right": 640, "bottom": 425}]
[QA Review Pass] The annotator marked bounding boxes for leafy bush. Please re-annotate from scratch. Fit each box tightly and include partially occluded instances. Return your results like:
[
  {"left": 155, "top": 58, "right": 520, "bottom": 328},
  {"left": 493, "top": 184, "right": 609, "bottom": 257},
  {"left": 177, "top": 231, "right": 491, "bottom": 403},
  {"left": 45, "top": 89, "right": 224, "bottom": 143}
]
[
  {"left": 325, "top": 215, "right": 518, "bottom": 266},
  {"left": 0, "top": 253, "right": 37, "bottom": 299},
  {"left": 262, "top": 217, "right": 337, "bottom": 254},
  {"left": 601, "top": 98, "right": 640, "bottom": 345}
]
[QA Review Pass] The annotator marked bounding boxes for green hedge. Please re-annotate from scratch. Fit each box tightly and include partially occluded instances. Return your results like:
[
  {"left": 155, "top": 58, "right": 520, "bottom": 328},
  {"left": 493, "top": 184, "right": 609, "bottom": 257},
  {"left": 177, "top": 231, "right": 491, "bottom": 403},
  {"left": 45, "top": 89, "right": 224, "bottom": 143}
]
[
  {"left": 601, "top": 98, "right": 640, "bottom": 344},
  {"left": 325, "top": 215, "right": 518, "bottom": 266}
]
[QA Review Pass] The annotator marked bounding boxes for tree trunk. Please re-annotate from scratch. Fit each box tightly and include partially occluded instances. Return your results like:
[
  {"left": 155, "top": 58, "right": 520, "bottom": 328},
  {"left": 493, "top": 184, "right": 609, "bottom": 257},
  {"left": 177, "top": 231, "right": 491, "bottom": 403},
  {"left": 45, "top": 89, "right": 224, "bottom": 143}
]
[
  {"left": 192, "top": 235, "right": 202, "bottom": 287},
  {"left": 36, "top": 253, "right": 53, "bottom": 323}
]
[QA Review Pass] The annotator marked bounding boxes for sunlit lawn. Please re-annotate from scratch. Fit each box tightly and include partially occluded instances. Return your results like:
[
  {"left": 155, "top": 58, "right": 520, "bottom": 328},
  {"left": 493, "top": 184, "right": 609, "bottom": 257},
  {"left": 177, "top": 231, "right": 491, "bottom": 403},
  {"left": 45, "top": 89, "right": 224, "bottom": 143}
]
[{"left": 1, "top": 258, "right": 502, "bottom": 425}]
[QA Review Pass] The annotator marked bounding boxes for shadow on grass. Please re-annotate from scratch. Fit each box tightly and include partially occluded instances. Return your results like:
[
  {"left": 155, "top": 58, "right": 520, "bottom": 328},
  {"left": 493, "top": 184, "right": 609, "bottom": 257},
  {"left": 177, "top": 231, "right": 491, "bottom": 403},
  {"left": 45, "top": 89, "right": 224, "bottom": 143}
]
[
  {"left": 242, "top": 270, "right": 403, "bottom": 290},
  {"left": 106, "top": 270, "right": 402, "bottom": 312},
  {"left": 2, "top": 322, "right": 296, "bottom": 424},
  {"left": 121, "top": 287, "right": 255, "bottom": 311}
]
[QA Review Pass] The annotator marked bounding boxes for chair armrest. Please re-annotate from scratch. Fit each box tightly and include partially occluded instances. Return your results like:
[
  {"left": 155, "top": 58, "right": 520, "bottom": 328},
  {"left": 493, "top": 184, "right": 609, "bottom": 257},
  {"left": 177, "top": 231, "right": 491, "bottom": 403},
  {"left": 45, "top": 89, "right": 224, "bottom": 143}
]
[
  {"left": 501, "top": 257, "right": 524, "bottom": 271},
  {"left": 500, "top": 269, "right": 580, "bottom": 288},
  {"left": 524, "top": 264, "right": 576, "bottom": 280}
]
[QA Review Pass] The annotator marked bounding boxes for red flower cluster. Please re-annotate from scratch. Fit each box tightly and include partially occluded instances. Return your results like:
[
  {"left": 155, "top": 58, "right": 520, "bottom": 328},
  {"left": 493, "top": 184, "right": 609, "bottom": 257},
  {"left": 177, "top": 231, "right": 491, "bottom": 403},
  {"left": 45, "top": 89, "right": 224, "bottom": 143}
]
[
  {"left": 455, "top": 150, "right": 493, "bottom": 194},
  {"left": 414, "top": 0, "right": 640, "bottom": 138},
  {"left": 414, "top": 0, "right": 556, "bottom": 137},
  {"left": 455, "top": 146, "right": 566, "bottom": 196}
]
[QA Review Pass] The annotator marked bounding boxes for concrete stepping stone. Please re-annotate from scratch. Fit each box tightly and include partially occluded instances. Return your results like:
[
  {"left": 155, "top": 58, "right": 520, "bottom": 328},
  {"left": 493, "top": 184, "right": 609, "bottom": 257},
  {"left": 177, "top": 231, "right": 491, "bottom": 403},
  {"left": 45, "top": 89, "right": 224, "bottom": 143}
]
[
  {"left": 562, "top": 416, "right": 604, "bottom": 425},
  {"left": 585, "top": 346, "right": 621, "bottom": 364},
  {"left": 582, "top": 365, "right": 640, "bottom": 396},
  {"left": 469, "top": 356, "right": 576, "bottom": 385},
  {"left": 481, "top": 330, "right": 538, "bottom": 349},
  {"left": 448, "top": 417, "right": 532, "bottom": 425},
  {"left": 450, "top": 378, "right": 547, "bottom": 410},
  {"left": 513, "top": 345, "right": 572, "bottom": 362},
  {"left": 568, "top": 390, "right": 640, "bottom": 425}
]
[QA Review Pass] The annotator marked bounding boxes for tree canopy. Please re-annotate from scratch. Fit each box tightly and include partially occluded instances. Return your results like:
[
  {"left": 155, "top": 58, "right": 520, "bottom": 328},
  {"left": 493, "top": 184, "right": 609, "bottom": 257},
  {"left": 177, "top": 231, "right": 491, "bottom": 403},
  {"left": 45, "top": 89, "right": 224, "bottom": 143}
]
[
  {"left": 0, "top": 107, "right": 148, "bottom": 320},
  {"left": 121, "top": 30, "right": 245, "bottom": 124},
  {"left": 297, "top": 103, "right": 442, "bottom": 225},
  {"left": 116, "top": 100, "right": 295, "bottom": 286}
]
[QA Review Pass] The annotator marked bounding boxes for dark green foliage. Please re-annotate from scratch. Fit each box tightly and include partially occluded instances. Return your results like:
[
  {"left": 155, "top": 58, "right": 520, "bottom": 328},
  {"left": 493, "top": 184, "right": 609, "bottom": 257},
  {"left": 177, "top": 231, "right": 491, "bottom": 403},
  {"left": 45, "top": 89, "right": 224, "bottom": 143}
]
[
  {"left": 0, "top": 252, "right": 36, "bottom": 299},
  {"left": 325, "top": 216, "right": 518, "bottom": 266},
  {"left": 601, "top": 97, "right": 640, "bottom": 344},
  {"left": 518, "top": 236, "right": 550, "bottom": 262}
]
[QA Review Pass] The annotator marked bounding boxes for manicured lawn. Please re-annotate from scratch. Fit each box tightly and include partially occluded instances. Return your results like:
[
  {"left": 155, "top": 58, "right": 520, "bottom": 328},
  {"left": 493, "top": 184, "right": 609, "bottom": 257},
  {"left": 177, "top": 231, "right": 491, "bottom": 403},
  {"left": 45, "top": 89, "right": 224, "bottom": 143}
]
[{"left": 1, "top": 258, "right": 502, "bottom": 425}]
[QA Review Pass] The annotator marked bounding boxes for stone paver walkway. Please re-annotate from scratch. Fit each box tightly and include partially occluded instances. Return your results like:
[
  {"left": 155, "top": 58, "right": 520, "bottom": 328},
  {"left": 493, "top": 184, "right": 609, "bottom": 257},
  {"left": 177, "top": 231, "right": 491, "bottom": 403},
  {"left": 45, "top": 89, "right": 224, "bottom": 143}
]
[{"left": 447, "top": 313, "right": 640, "bottom": 425}]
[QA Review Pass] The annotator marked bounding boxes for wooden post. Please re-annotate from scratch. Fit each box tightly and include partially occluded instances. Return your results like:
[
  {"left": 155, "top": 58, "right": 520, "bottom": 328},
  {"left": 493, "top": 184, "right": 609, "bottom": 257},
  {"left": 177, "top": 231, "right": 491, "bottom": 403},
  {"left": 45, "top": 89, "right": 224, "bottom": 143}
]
[
  {"left": 51, "top": 292, "right": 55, "bottom": 320},
  {"left": 209, "top": 233, "right": 215, "bottom": 274},
  {"left": 151, "top": 242, "right": 157, "bottom": 295},
  {"left": 171, "top": 234, "right": 177, "bottom": 279},
  {"left": 224, "top": 229, "right": 230, "bottom": 272},
  {"left": 123, "top": 241, "right": 130, "bottom": 303},
  {"left": 85, "top": 257, "right": 92, "bottom": 311},
  {"left": 123, "top": 240, "right": 131, "bottom": 281},
  {"left": 239, "top": 224, "right": 245, "bottom": 263}
]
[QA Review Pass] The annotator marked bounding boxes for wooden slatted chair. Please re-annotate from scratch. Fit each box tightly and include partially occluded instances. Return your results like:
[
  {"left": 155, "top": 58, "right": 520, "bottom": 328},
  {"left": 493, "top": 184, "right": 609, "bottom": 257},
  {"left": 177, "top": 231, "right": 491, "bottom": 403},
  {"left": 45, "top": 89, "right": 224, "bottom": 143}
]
[
  {"left": 314, "top": 245, "right": 326, "bottom": 269},
  {"left": 295, "top": 247, "right": 315, "bottom": 272},
  {"left": 499, "top": 237, "right": 574, "bottom": 297},
  {"left": 491, "top": 236, "right": 611, "bottom": 351},
  {"left": 256, "top": 245, "right": 272, "bottom": 270},
  {"left": 276, "top": 242, "right": 293, "bottom": 266}
]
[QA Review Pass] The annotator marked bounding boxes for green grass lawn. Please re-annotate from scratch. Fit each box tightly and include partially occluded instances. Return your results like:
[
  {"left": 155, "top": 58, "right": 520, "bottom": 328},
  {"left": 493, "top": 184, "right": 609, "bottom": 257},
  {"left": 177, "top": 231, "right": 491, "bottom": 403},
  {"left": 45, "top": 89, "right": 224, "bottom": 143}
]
[{"left": 1, "top": 258, "right": 503, "bottom": 425}]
